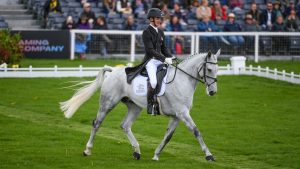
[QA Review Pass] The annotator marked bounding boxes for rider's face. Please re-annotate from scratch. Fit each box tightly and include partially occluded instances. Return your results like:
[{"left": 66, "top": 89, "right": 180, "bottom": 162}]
[{"left": 154, "top": 17, "right": 161, "bottom": 26}]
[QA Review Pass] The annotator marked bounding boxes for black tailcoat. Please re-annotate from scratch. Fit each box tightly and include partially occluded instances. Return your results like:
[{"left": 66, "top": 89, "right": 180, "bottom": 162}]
[{"left": 125, "top": 25, "right": 172, "bottom": 83}]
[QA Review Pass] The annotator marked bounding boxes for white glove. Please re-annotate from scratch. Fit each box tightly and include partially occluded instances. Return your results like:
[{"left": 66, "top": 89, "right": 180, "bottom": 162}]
[
  {"left": 165, "top": 58, "right": 173, "bottom": 65},
  {"left": 171, "top": 56, "right": 176, "bottom": 59}
]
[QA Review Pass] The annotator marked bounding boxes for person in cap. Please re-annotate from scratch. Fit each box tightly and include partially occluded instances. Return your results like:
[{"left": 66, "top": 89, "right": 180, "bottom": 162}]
[
  {"left": 125, "top": 8, "right": 173, "bottom": 115},
  {"left": 284, "top": 1, "right": 296, "bottom": 17},
  {"left": 223, "top": 13, "right": 245, "bottom": 54},
  {"left": 79, "top": 3, "right": 96, "bottom": 24}
]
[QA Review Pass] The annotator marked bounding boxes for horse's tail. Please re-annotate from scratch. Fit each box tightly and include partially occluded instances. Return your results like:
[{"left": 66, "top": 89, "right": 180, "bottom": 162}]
[{"left": 60, "top": 66, "right": 112, "bottom": 119}]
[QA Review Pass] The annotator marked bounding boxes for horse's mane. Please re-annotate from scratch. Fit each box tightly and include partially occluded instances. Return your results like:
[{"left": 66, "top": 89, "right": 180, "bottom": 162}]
[{"left": 179, "top": 52, "right": 207, "bottom": 64}]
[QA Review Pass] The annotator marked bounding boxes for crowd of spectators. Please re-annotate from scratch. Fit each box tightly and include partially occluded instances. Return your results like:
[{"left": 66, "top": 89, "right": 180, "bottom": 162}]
[{"left": 42, "top": 0, "right": 300, "bottom": 55}]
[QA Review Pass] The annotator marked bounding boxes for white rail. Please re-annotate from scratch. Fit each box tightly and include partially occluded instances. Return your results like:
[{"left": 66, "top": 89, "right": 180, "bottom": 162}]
[
  {"left": 1, "top": 65, "right": 299, "bottom": 84},
  {"left": 70, "top": 30, "right": 300, "bottom": 63}
]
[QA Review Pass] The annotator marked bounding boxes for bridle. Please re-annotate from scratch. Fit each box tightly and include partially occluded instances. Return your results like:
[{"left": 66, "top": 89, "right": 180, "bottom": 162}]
[{"left": 166, "top": 53, "right": 218, "bottom": 88}]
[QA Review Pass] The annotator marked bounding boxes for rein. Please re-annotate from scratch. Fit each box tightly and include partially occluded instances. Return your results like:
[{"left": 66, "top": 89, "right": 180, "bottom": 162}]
[{"left": 166, "top": 55, "right": 217, "bottom": 87}]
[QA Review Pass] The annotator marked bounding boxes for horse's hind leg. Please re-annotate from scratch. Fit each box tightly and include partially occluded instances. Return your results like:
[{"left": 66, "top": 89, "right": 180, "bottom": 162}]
[
  {"left": 152, "top": 117, "right": 179, "bottom": 161},
  {"left": 83, "top": 95, "right": 121, "bottom": 156},
  {"left": 120, "top": 100, "right": 142, "bottom": 160}
]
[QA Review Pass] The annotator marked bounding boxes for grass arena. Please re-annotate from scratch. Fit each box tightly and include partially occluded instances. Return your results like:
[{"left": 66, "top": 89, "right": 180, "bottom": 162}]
[{"left": 0, "top": 59, "right": 300, "bottom": 169}]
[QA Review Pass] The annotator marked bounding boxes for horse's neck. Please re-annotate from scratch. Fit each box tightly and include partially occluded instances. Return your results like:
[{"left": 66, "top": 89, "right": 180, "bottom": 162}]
[{"left": 168, "top": 55, "right": 205, "bottom": 94}]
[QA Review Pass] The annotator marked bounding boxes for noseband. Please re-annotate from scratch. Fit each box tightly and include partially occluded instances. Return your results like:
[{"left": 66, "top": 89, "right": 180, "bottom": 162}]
[{"left": 197, "top": 55, "right": 218, "bottom": 87}]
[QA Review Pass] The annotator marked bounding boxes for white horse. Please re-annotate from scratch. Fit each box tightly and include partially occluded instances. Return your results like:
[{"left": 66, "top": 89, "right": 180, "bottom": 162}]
[{"left": 60, "top": 50, "right": 220, "bottom": 161}]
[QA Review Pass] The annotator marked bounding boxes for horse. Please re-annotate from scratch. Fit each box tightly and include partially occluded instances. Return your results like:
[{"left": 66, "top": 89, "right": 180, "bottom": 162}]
[{"left": 60, "top": 50, "right": 220, "bottom": 161}]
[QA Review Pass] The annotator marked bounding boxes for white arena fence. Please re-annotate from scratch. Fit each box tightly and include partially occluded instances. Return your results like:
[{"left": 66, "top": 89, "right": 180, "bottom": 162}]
[
  {"left": 1, "top": 65, "right": 299, "bottom": 84},
  {"left": 70, "top": 30, "right": 300, "bottom": 62}
]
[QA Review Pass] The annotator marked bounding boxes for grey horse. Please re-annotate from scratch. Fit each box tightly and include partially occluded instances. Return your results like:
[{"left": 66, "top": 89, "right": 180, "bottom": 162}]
[{"left": 60, "top": 50, "right": 220, "bottom": 161}]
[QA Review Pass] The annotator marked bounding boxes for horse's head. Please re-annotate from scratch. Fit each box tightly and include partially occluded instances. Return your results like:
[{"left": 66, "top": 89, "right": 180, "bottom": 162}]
[{"left": 199, "top": 49, "right": 220, "bottom": 96}]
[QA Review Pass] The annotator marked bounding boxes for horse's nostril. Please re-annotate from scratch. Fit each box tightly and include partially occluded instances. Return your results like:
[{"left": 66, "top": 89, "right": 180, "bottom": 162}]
[{"left": 209, "top": 91, "right": 215, "bottom": 96}]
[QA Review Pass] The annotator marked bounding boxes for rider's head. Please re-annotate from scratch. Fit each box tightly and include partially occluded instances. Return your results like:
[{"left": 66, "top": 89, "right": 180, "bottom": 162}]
[{"left": 147, "top": 8, "right": 163, "bottom": 27}]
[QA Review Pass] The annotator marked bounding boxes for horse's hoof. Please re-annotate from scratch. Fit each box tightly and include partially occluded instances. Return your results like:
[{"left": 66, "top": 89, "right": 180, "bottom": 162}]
[
  {"left": 152, "top": 155, "right": 159, "bottom": 161},
  {"left": 83, "top": 150, "right": 91, "bottom": 156},
  {"left": 205, "top": 155, "right": 215, "bottom": 161},
  {"left": 133, "top": 152, "right": 141, "bottom": 160}
]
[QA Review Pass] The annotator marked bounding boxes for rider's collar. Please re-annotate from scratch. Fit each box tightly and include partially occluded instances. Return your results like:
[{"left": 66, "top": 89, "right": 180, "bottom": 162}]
[{"left": 150, "top": 24, "right": 158, "bottom": 33}]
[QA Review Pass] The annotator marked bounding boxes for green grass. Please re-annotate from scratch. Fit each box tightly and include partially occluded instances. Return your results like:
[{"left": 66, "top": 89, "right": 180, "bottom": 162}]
[
  {"left": 19, "top": 58, "right": 300, "bottom": 74},
  {"left": 1, "top": 59, "right": 300, "bottom": 169},
  {"left": 1, "top": 76, "right": 300, "bottom": 169}
]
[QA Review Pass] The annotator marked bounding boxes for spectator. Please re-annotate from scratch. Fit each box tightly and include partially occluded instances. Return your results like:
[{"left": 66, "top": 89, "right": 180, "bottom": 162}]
[
  {"left": 77, "top": 15, "right": 91, "bottom": 29},
  {"left": 297, "top": 0, "right": 300, "bottom": 18},
  {"left": 94, "top": 16, "right": 108, "bottom": 30},
  {"left": 284, "top": 1, "right": 296, "bottom": 17},
  {"left": 198, "top": 16, "right": 219, "bottom": 52},
  {"left": 104, "top": 0, "right": 116, "bottom": 14},
  {"left": 272, "top": 15, "right": 288, "bottom": 53},
  {"left": 188, "top": 0, "right": 199, "bottom": 19},
  {"left": 124, "top": 15, "right": 137, "bottom": 30},
  {"left": 79, "top": 3, "right": 96, "bottom": 24},
  {"left": 165, "top": 15, "right": 184, "bottom": 54},
  {"left": 247, "top": 3, "right": 260, "bottom": 24},
  {"left": 171, "top": 3, "right": 186, "bottom": 21},
  {"left": 285, "top": 9, "right": 299, "bottom": 31},
  {"left": 211, "top": 0, "right": 227, "bottom": 21},
  {"left": 161, "top": 3, "right": 171, "bottom": 30},
  {"left": 229, "top": 0, "right": 243, "bottom": 11},
  {"left": 75, "top": 15, "right": 92, "bottom": 59},
  {"left": 273, "top": 1, "right": 284, "bottom": 17},
  {"left": 260, "top": 2, "right": 276, "bottom": 31},
  {"left": 243, "top": 14, "right": 260, "bottom": 53},
  {"left": 151, "top": 0, "right": 168, "bottom": 9},
  {"left": 196, "top": 0, "right": 212, "bottom": 20},
  {"left": 43, "top": 0, "right": 62, "bottom": 28},
  {"left": 132, "top": 0, "right": 148, "bottom": 17},
  {"left": 223, "top": 13, "right": 245, "bottom": 54},
  {"left": 116, "top": 0, "right": 132, "bottom": 14},
  {"left": 93, "top": 16, "right": 111, "bottom": 56},
  {"left": 61, "top": 16, "right": 76, "bottom": 29}
]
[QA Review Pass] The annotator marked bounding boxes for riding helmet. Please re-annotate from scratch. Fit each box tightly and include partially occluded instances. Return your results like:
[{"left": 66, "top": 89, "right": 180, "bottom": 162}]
[{"left": 147, "top": 8, "right": 163, "bottom": 19}]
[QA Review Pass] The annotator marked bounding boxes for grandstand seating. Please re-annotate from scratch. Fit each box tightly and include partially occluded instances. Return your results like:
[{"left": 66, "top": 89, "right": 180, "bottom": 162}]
[{"left": 1, "top": 0, "right": 299, "bottom": 33}]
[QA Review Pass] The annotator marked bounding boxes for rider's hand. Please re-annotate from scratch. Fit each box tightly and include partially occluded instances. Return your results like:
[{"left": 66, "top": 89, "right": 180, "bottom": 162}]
[
  {"left": 165, "top": 58, "right": 173, "bottom": 65},
  {"left": 171, "top": 56, "right": 177, "bottom": 60}
]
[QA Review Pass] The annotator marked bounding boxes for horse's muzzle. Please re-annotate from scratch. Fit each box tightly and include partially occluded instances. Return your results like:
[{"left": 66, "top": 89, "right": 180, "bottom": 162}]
[{"left": 209, "top": 91, "right": 216, "bottom": 96}]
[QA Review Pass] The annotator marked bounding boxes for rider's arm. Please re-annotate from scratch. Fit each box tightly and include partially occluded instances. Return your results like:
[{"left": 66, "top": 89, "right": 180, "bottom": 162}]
[{"left": 142, "top": 30, "right": 165, "bottom": 62}]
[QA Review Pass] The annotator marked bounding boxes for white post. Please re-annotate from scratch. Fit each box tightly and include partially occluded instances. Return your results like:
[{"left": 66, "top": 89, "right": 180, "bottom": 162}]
[
  {"left": 266, "top": 67, "right": 269, "bottom": 77},
  {"left": 227, "top": 64, "right": 230, "bottom": 71},
  {"left": 191, "top": 34, "right": 195, "bottom": 55},
  {"left": 230, "top": 56, "right": 246, "bottom": 75},
  {"left": 274, "top": 68, "right": 278, "bottom": 80},
  {"left": 195, "top": 34, "right": 199, "bottom": 54},
  {"left": 282, "top": 70, "right": 286, "bottom": 80},
  {"left": 254, "top": 33, "right": 259, "bottom": 63},
  {"left": 79, "top": 65, "right": 83, "bottom": 77},
  {"left": 258, "top": 66, "right": 261, "bottom": 72},
  {"left": 4, "top": 64, "right": 7, "bottom": 72},
  {"left": 29, "top": 65, "right": 32, "bottom": 72},
  {"left": 70, "top": 30, "right": 75, "bottom": 60},
  {"left": 291, "top": 72, "right": 294, "bottom": 83},
  {"left": 130, "top": 32, "right": 135, "bottom": 62}
]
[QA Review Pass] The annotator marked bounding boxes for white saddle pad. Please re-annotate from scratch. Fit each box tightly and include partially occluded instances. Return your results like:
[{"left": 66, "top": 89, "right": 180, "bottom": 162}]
[{"left": 132, "top": 73, "right": 167, "bottom": 97}]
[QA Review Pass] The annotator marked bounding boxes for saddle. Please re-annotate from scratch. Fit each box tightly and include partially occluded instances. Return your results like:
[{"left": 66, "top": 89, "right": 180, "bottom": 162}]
[{"left": 140, "top": 64, "right": 168, "bottom": 94}]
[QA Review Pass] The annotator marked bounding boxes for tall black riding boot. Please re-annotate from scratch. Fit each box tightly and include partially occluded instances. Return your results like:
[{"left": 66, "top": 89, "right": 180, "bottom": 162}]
[{"left": 147, "top": 85, "right": 155, "bottom": 115}]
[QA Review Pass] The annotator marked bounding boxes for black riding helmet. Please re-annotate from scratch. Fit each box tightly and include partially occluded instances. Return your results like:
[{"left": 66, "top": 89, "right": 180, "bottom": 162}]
[{"left": 147, "top": 8, "right": 163, "bottom": 19}]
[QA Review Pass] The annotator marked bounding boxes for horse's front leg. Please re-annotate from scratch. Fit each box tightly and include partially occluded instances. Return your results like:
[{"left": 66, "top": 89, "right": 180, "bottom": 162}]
[
  {"left": 152, "top": 117, "right": 179, "bottom": 161},
  {"left": 177, "top": 111, "right": 215, "bottom": 161}
]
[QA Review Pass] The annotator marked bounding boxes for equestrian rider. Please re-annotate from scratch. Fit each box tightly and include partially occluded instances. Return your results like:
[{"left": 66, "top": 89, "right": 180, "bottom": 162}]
[{"left": 143, "top": 8, "right": 174, "bottom": 115}]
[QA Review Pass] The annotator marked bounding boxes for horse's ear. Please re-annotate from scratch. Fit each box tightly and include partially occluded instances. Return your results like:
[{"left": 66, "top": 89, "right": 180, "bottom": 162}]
[
  {"left": 215, "top": 49, "right": 221, "bottom": 58},
  {"left": 207, "top": 50, "right": 212, "bottom": 58}
]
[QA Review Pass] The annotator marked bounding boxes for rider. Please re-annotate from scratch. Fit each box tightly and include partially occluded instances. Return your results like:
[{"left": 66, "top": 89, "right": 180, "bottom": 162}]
[{"left": 143, "top": 8, "right": 174, "bottom": 115}]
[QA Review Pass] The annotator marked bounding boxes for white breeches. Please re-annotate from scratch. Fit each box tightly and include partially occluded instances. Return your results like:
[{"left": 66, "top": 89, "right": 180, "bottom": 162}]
[{"left": 146, "top": 59, "right": 163, "bottom": 89}]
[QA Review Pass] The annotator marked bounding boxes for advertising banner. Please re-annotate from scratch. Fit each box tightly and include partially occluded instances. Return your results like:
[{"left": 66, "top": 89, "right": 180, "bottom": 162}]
[{"left": 13, "top": 30, "right": 70, "bottom": 59}]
